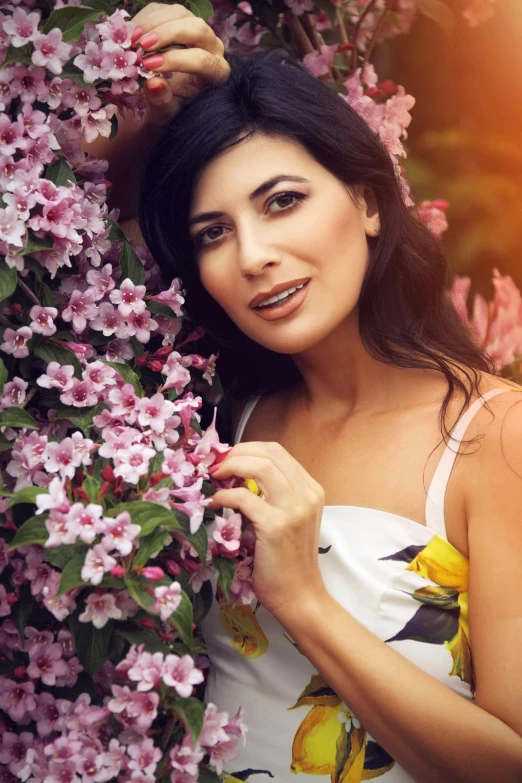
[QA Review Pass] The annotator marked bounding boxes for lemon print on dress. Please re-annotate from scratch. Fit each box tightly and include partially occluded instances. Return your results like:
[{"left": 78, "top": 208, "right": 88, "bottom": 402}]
[
  {"left": 219, "top": 602, "right": 269, "bottom": 658},
  {"left": 289, "top": 674, "right": 394, "bottom": 781},
  {"left": 380, "top": 534, "right": 474, "bottom": 693}
]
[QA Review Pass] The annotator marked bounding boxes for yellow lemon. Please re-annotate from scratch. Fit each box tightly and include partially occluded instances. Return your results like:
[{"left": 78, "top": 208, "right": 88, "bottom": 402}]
[
  {"left": 406, "top": 535, "right": 468, "bottom": 593},
  {"left": 219, "top": 603, "right": 269, "bottom": 658},
  {"left": 291, "top": 704, "right": 341, "bottom": 775}
]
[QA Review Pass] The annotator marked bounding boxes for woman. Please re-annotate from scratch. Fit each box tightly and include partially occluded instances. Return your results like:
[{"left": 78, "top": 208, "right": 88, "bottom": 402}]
[{"left": 98, "top": 4, "right": 522, "bottom": 780}]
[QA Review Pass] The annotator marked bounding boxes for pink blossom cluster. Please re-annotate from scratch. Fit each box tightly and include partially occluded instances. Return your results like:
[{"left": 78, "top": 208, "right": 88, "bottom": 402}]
[{"left": 450, "top": 269, "right": 522, "bottom": 371}]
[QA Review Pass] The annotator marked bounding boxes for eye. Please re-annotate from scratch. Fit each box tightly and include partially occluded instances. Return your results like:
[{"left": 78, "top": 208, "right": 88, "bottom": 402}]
[
  {"left": 194, "top": 225, "right": 230, "bottom": 249},
  {"left": 266, "top": 191, "right": 307, "bottom": 213}
]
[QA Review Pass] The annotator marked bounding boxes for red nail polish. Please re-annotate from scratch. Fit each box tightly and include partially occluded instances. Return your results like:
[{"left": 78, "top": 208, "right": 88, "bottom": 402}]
[
  {"left": 209, "top": 464, "right": 220, "bottom": 474},
  {"left": 139, "top": 31, "right": 159, "bottom": 49},
  {"left": 130, "top": 26, "right": 143, "bottom": 44},
  {"left": 142, "top": 55, "right": 164, "bottom": 70}
]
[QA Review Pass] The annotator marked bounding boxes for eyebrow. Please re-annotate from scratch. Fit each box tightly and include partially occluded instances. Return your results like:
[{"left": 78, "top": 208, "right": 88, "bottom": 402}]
[{"left": 188, "top": 175, "right": 311, "bottom": 228}]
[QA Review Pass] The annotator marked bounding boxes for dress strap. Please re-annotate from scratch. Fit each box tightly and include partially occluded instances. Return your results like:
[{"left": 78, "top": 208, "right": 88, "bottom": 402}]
[
  {"left": 234, "top": 394, "right": 262, "bottom": 445},
  {"left": 425, "top": 387, "right": 512, "bottom": 538}
]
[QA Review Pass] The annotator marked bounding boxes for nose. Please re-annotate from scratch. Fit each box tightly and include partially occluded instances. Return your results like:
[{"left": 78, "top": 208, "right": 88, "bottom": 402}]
[{"left": 235, "top": 221, "right": 282, "bottom": 277}]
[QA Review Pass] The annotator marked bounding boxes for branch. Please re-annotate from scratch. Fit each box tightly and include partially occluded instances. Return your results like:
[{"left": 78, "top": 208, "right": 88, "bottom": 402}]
[
  {"left": 284, "top": 12, "right": 315, "bottom": 58},
  {"left": 336, "top": 7, "right": 349, "bottom": 45},
  {"left": 350, "top": 0, "right": 380, "bottom": 74},
  {"left": 360, "top": 0, "right": 393, "bottom": 84},
  {"left": 17, "top": 277, "right": 40, "bottom": 307}
]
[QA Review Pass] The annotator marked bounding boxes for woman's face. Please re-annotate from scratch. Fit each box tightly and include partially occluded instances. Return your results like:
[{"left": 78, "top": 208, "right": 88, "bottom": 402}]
[{"left": 189, "top": 133, "right": 380, "bottom": 355}]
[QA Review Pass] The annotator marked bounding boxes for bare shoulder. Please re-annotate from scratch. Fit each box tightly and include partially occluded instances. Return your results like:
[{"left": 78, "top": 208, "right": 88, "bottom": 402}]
[{"left": 234, "top": 387, "right": 293, "bottom": 444}]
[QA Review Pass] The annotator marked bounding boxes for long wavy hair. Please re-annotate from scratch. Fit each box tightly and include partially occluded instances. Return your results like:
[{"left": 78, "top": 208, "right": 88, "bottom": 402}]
[{"left": 138, "top": 48, "right": 493, "bottom": 438}]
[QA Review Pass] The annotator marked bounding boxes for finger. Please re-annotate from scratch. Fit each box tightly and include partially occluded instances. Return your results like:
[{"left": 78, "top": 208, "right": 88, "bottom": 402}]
[
  {"left": 131, "top": 3, "right": 193, "bottom": 36},
  {"left": 139, "top": 17, "right": 225, "bottom": 58},
  {"left": 144, "top": 77, "right": 184, "bottom": 124},
  {"left": 226, "top": 441, "right": 324, "bottom": 499},
  {"left": 142, "top": 48, "right": 230, "bottom": 88},
  {"left": 209, "top": 487, "right": 279, "bottom": 530},
  {"left": 211, "top": 455, "right": 295, "bottom": 507}
]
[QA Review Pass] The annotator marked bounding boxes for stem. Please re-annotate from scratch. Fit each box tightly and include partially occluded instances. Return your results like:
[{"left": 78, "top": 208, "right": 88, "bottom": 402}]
[
  {"left": 17, "top": 277, "right": 40, "bottom": 307},
  {"left": 350, "top": 0, "right": 380, "bottom": 74},
  {"left": 159, "top": 713, "right": 176, "bottom": 752},
  {"left": 284, "top": 12, "right": 315, "bottom": 58},
  {"left": 360, "top": 0, "right": 393, "bottom": 84},
  {"left": 336, "top": 7, "right": 349, "bottom": 45},
  {"left": 22, "top": 387, "right": 37, "bottom": 409}
]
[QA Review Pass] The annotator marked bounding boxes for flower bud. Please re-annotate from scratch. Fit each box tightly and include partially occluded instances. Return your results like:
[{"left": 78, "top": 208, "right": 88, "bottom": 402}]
[
  {"left": 110, "top": 565, "right": 126, "bottom": 579},
  {"left": 140, "top": 617, "right": 157, "bottom": 631},
  {"left": 13, "top": 666, "right": 27, "bottom": 679},
  {"left": 141, "top": 566, "right": 165, "bottom": 582},
  {"left": 164, "top": 559, "right": 181, "bottom": 576},
  {"left": 152, "top": 346, "right": 173, "bottom": 359},
  {"left": 100, "top": 465, "right": 115, "bottom": 483}
]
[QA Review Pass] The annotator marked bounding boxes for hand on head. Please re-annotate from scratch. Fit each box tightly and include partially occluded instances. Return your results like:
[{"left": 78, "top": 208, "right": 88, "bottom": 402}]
[{"left": 130, "top": 2, "right": 230, "bottom": 127}]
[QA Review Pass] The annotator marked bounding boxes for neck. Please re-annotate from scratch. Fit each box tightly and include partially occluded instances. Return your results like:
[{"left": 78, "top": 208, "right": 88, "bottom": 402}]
[{"left": 289, "top": 310, "right": 446, "bottom": 417}]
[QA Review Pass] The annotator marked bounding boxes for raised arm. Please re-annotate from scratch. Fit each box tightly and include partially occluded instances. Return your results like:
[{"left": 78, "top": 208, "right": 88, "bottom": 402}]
[{"left": 84, "top": 2, "right": 229, "bottom": 221}]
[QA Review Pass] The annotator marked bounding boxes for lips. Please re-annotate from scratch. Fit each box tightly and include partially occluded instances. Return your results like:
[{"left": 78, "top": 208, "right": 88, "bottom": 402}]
[{"left": 249, "top": 277, "right": 311, "bottom": 309}]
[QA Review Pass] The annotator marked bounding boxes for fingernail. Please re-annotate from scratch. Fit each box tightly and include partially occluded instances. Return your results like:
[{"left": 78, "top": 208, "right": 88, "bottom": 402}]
[
  {"left": 139, "top": 31, "right": 159, "bottom": 49},
  {"left": 146, "top": 79, "right": 164, "bottom": 93},
  {"left": 209, "top": 464, "right": 220, "bottom": 474},
  {"left": 130, "top": 26, "right": 143, "bottom": 44},
  {"left": 142, "top": 55, "right": 164, "bottom": 70}
]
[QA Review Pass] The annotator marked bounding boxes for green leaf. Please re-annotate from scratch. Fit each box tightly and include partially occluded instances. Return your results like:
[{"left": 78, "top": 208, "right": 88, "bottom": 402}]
[
  {"left": 197, "top": 766, "right": 221, "bottom": 783},
  {"left": 82, "top": 476, "right": 100, "bottom": 503},
  {"left": 119, "top": 241, "right": 145, "bottom": 286},
  {"left": 178, "top": 517, "right": 208, "bottom": 563},
  {"left": 81, "top": 0, "right": 113, "bottom": 10},
  {"left": 115, "top": 628, "right": 170, "bottom": 654},
  {"left": 0, "top": 263, "right": 17, "bottom": 303},
  {"left": 0, "top": 358, "right": 7, "bottom": 396},
  {"left": 7, "top": 486, "right": 46, "bottom": 509},
  {"left": 0, "top": 45, "right": 31, "bottom": 67},
  {"left": 60, "top": 63, "right": 91, "bottom": 87},
  {"left": 43, "top": 6, "right": 105, "bottom": 41},
  {"left": 21, "top": 234, "right": 54, "bottom": 256},
  {"left": 106, "top": 219, "right": 126, "bottom": 242},
  {"left": 55, "top": 403, "right": 106, "bottom": 434},
  {"left": 44, "top": 544, "right": 87, "bottom": 570},
  {"left": 45, "top": 158, "right": 77, "bottom": 187},
  {"left": 109, "top": 501, "right": 181, "bottom": 537},
  {"left": 58, "top": 554, "right": 88, "bottom": 596},
  {"left": 69, "top": 612, "right": 114, "bottom": 673},
  {"left": 172, "top": 697, "right": 204, "bottom": 744},
  {"left": 0, "top": 434, "right": 12, "bottom": 452},
  {"left": 123, "top": 576, "right": 156, "bottom": 610},
  {"left": 170, "top": 588, "right": 193, "bottom": 647},
  {"left": 0, "top": 408, "right": 39, "bottom": 430},
  {"left": 34, "top": 341, "right": 83, "bottom": 378},
  {"left": 193, "top": 578, "right": 213, "bottom": 624},
  {"left": 8, "top": 515, "right": 48, "bottom": 549},
  {"left": 13, "top": 584, "right": 33, "bottom": 638},
  {"left": 213, "top": 556, "right": 235, "bottom": 603},
  {"left": 186, "top": 0, "right": 214, "bottom": 20},
  {"left": 101, "top": 361, "right": 143, "bottom": 396},
  {"left": 134, "top": 528, "right": 170, "bottom": 567}
]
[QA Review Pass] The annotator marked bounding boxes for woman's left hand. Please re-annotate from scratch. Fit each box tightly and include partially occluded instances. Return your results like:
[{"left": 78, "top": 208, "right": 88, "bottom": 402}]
[{"left": 207, "top": 442, "right": 326, "bottom": 617}]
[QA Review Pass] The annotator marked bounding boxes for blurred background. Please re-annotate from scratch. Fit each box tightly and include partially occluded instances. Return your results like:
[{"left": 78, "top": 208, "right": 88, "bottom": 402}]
[{"left": 381, "top": 0, "right": 522, "bottom": 298}]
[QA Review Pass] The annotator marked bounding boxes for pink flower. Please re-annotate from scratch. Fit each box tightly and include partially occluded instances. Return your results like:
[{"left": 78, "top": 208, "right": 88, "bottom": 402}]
[
  {"left": 98, "top": 9, "right": 133, "bottom": 47},
  {"left": 80, "top": 105, "right": 115, "bottom": 144},
  {"left": 60, "top": 378, "right": 99, "bottom": 408},
  {"left": 137, "top": 393, "right": 175, "bottom": 434},
  {"left": 162, "top": 654, "right": 204, "bottom": 698},
  {"left": 148, "top": 279, "right": 184, "bottom": 315},
  {"left": 162, "top": 448, "right": 195, "bottom": 487},
  {"left": 169, "top": 737, "right": 204, "bottom": 777},
  {"left": 82, "top": 360, "right": 116, "bottom": 393},
  {"left": 127, "top": 738, "right": 161, "bottom": 776},
  {"left": 61, "top": 84, "right": 101, "bottom": 117},
  {"left": 62, "top": 289, "right": 98, "bottom": 333},
  {"left": 0, "top": 731, "right": 33, "bottom": 775},
  {"left": 199, "top": 703, "right": 230, "bottom": 748},
  {"left": 45, "top": 439, "right": 79, "bottom": 480},
  {"left": 86, "top": 263, "right": 116, "bottom": 301},
  {"left": 32, "top": 29, "right": 72, "bottom": 75},
  {"left": 79, "top": 591, "right": 123, "bottom": 628},
  {"left": 3, "top": 8, "right": 40, "bottom": 47},
  {"left": 0, "top": 376, "right": 27, "bottom": 410},
  {"left": 0, "top": 679, "right": 36, "bottom": 722},
  {"left": 65, "top": 503, "right": 106, "bottom": 544},
  {"left": 213, "top": 512, "right": 242, "bottom": 553},
  {"left": 161, "top": 352, "right": 191, "bottom": 393},
  {"left": 151, "top": 582, "right": 182, "bottom": 621},
  {"left": 127, "top": 309, "right": 158, "bottom": 344},
  {"left": 101, "top": 42, "right": 138, "bottom": 81},
  {"left": 0, "top": 325, "right": 32, "bottom": 358},
  {"left": 110, "top": 278, "right": 146, "bottom": 316},
  {"left": 0, "top": 203, "right": 26, "bottom": 246},
  {"left": 35, "top": 476, "right": 69, "bottom": 515},
  {"left": 37, "top": 361, "right": 75, "bottom": 391},
  {"left": 102, "top": 511, "right": 140, "bottom": 555},
  {"left": 45, "top": 510, "right": 76, "bottom": 548},
  {"left": 74, "top": 42, "right": 110, "bottom": 83},
  {"left": 127, "top": 649, "right": 164, "bottom": 692},
  {"left": 284, "top": 0, "right": 313, "bottom": 14},
  {"left": 413, "top": 199, "right": 449, "bottom": 240},
  {"left": 29, "top": 305, "right": 58, "bottom": 336},
  {"left": 107, "top": 383, "right": 138, "bottom": 423},
  {"left": 302, "top": 44, "right": 336, "bottom": 78},
  {"left": 97, "top": 426, "right": 135, "bottom": 459},
  {"left": 27, "top": 641, "right": 69, "bottom": 686},
  {"left": 90, "top": 302, "right": 126, "bottom": 337},
  {"left": 113, "top": 443, "right": 156, "bottom": 484},
  {"left": 81, "top": 544, "right": 117, "bottom": 586}
]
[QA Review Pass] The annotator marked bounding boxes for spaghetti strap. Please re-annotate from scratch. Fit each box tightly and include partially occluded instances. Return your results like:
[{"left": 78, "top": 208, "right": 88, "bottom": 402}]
[
  {"left": 234, "top": 394, "right": 262, "bottom": 445},
  {"left": 425, "top": 387, "right": 512, "bottom": 539}
]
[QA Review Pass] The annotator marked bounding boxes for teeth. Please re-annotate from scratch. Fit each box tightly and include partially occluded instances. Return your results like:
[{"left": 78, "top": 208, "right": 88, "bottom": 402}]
[{"left": 257, "top": 283, "right": 305, "bottom": 308}]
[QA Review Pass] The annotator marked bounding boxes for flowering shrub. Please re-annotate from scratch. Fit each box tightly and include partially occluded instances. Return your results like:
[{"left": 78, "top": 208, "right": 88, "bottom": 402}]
[{"left": 0, "top": 1, "right": 503, "bottom": 782}]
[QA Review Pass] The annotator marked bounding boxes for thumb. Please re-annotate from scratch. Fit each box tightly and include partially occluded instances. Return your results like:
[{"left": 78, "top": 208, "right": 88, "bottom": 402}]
[{"left": 144, "top": 77, "right": 183, "bottom": 127}]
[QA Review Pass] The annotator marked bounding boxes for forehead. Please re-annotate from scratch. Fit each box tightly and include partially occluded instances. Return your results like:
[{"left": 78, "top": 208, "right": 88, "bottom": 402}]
[{"left": 190, "top": 133, "right": 318, "bottom": 208}]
